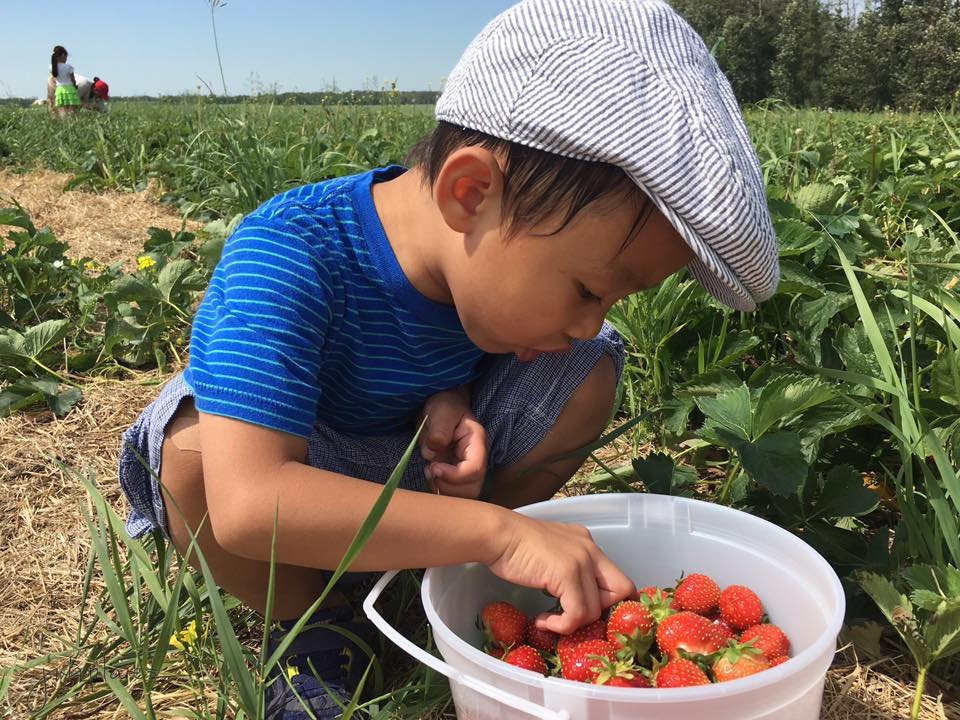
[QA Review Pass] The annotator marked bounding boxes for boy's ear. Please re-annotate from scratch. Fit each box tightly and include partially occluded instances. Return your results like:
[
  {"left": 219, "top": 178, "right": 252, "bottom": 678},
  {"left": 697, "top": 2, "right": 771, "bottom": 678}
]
[{"left": 434, "top": 147, "right": 503, "bottom": 234}]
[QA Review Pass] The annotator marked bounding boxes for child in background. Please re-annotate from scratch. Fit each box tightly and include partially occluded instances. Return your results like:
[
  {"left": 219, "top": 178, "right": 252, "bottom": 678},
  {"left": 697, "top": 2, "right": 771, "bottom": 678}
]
[
  {"left": 50, "top": 45, "right": 80, "bottom": 118},
  {"left": 117, "top": 0, "right": 779, "bottom": 717}
]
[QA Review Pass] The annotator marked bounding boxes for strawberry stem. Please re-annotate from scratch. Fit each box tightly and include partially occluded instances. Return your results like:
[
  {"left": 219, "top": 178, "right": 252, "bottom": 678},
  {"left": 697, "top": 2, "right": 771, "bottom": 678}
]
[{"left": 910, "top": 665, "right": 927, "bottom": 720}]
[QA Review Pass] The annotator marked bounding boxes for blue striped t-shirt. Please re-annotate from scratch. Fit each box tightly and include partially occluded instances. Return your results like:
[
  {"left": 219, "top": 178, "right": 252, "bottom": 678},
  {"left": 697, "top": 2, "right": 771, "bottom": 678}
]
[{"left": 182, "top": 166, "right": 487, "bottom": 438}]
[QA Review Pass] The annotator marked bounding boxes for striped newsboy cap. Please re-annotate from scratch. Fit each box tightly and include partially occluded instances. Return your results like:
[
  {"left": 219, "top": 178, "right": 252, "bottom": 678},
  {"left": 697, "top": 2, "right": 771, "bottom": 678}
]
[{"left": 436, "top": 0, "right": 779, "bottom": 311}]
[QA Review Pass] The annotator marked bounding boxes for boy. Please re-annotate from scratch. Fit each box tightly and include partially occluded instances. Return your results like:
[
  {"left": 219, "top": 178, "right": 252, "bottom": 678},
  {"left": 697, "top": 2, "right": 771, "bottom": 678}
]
[{"left": 118, "top": 0, "right": 779, "bottom": 717}]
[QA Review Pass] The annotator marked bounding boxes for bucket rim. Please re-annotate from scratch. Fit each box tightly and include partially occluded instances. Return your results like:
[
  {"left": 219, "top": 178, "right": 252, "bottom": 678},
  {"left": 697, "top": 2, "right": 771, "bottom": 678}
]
[{"left": 422, "top": 492, "right": 845, "bottom": 702}]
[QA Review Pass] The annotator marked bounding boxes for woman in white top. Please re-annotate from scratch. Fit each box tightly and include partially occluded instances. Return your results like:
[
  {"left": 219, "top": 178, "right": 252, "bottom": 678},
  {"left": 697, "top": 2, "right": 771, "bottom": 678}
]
[{"left": 51, "top": 45, "right": 80, "bottom": 118}]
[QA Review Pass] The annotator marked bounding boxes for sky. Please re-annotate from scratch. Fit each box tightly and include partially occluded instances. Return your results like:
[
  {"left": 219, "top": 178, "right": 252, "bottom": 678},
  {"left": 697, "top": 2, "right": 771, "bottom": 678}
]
[{"left": 0, "top": 1, "right": 519, "bottom": 99}]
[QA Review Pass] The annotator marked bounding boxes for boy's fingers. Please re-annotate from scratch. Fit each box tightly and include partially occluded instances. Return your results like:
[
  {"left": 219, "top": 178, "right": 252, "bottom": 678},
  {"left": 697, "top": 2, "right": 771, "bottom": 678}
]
[
  {"left": 536, "top": 579, "right": 598, "bottom": 635},
  {"left": 594, "top": 556, "right": 636, "bottom": 607}
]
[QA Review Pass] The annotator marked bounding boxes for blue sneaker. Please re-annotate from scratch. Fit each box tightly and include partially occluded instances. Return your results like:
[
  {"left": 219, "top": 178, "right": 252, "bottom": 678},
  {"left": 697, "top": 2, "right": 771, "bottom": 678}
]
[{"left": 264, "top": 602, "right": 377, "bottom": 720}]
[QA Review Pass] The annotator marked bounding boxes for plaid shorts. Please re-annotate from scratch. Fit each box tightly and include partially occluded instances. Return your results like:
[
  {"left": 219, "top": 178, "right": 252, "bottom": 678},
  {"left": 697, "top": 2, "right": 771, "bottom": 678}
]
[{"left": 118, "top": 323, "right": 623, "bottom": 538}]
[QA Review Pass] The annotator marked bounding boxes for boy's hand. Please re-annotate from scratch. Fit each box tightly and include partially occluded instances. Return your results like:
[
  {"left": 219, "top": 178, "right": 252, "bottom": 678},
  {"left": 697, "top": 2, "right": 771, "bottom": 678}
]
[
  {"left": 486, "top": 513, "right": 636, "bottom": 635},
  {"left": 421, "top": 388, "right": 487, "bottom": 499}
]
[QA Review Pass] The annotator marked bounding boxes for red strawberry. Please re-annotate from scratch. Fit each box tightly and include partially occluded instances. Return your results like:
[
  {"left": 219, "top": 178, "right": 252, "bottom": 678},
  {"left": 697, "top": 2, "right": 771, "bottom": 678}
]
[
  {"left": 740, "top": 624, "right": 790, "bottom": 660},
  {"left": 709, "top": 618, "right": 736, "bottom": 647},
  {"left": 654, "top": 658, "right": 711, "bottom": 688},
  {"left": 634, "top": 587, "right": 676, "bottom": 623},
  {"left": 560, "top": 639, "right": 619, "bottom": 683},
  {"left": 674, "top": 573, "right": 721, "bottom": 615},
  {"left": 525, "top": 620, "right": 560, "bottom": 653},
  {"left": 503, "top": 645, "right": 547, "bottom": 675},
  {"left": 480, "top": 601, "right": 528, "bottom": 652},
  {"left": 488, "top": 646, "right": 505, "bottom": 659},
  {"left": 655, "top": 612, "right": 725, "bottom": 658},
  {"left": 591, "top": 651, "right": 651, "bottom": 687},
  {"left": 768, "top": 655, "right": 789, "bottom": 668},
  {"left": 556, "top": 619, "right": 606, "bottom": 666},
  {"left": 718, "top": 586, "right": 764, "bottom": 631},
  {"left": 602, "top": 673, "right": 653, "bottom": 687},
  {"left": 606, "top": 601, "right": 654, "bottom": 657},
  {"left": 712, "top": 642, "right": 771, "bottom": 682}
]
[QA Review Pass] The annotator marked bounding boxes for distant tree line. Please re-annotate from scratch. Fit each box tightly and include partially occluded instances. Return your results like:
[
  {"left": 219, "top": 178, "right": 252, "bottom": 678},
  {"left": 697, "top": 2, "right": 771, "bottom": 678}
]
[
  {"left": 0, "top": 90, "right": 442, "bottom": 109},
  {"left": 670, "top": 0, "right": 960, "bottom": 110}
]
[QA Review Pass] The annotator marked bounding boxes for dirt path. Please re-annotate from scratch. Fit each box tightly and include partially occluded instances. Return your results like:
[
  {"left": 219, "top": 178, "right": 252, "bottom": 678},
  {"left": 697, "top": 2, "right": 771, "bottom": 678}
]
[{"left": 0, "top": 168, "right": 196, "bottom": 273}]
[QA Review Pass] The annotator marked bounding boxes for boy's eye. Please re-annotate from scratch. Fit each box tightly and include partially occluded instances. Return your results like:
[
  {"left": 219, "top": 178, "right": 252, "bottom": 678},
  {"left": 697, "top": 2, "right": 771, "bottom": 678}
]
[{"left": 577, "top": 282, "right": 601, "bottom": 303}]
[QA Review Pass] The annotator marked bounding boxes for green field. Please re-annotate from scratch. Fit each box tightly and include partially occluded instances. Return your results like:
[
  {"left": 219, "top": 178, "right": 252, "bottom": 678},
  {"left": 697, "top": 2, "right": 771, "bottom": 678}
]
[{"left": 1, "top": 101, "right": 959, "bottom": 718}]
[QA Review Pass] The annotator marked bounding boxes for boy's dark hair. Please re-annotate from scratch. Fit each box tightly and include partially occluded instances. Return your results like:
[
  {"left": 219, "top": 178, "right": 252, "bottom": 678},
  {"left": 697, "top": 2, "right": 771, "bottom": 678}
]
[{"left": 406, "top": 121, "right": 651, "bottom": 242}]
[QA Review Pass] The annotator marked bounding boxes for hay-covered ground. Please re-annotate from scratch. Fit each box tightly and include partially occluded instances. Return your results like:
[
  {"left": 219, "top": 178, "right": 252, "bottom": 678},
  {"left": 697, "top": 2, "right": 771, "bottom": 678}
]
[{"left": 1, "top": 170, "right": 957, "bottom": 719}]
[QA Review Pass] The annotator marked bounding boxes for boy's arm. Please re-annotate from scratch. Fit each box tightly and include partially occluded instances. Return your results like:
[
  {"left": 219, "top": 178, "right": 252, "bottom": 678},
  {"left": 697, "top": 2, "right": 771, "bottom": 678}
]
[{"left": 197, "top": 411, "right": 634, "bottom": 634}]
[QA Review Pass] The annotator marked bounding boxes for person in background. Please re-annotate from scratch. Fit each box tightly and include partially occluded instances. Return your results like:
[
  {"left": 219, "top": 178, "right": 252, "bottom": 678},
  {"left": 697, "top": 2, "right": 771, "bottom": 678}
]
[
  {"left": 76, "top": 74, "right": 109, "bottom": 113},
  {"left": 50, "top": 45, "right": 80, "bottom": 118},
  {"left": 92, "top": 76, "right": 110, "bottom": 108}
]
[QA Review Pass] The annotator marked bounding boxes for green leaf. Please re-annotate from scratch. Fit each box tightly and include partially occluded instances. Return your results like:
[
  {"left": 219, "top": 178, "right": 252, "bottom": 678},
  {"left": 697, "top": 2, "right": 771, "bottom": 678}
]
[
  {"left": 774, "top": 217, "right": 824, "bottom": 257},
  {"left": 925, "top": 605, "right": 960, "bottom": 661},
  {"left": 157, "top": 259, "right": 198, "bottom": 302},
  {"left": 712, "top": 330, "right": 760, "bottom": 368},
  {"left": 814, "top": 464, "right": 878, "bottom": 518},
  {"left": 778, "top": 260, "right": 826, "bottom": 297},
  {"left": 902, "top": 565, "right": 944, "bottom": 595},
  {"left": 737, "top": 431, "right": 807, "bottom": 496},
  {"left": 911, "top": 589, "right": 947, "bottom": 612},
  {"left": 931, "top": 353, "right": 960, "bottom": 405},
  {"left": 103, "top": 672, "right": 148, "bottom": 720},
  {"left": 0, "top": 329, "right": 28, "bottom": 363},
  {"left": 857, "top": 571, "right": 930, "bottom": 667},
  {"left": 108, "top": 275, "right": 162, "bottom": 302},
  {"left": 795, "top": 291, "right": 851, "bottom": 365},
  {"left": 695, "top": 384, "right": 752, "bottom": 441},
  {"left": 632, "top": 453, "right": 674, "bottom": 495},
  {"left": 794, "top": 183, "right": 843, "bottom": 215},
  {"left": 22, "top": 319, "right": 71, "bottom": 361},
  {"left": 753, "top": 374, "right": 835, "bottom": 437}
]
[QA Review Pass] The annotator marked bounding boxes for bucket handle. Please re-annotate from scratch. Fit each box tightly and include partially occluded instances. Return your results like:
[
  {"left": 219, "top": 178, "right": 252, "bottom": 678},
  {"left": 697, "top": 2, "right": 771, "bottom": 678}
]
[{"left": 363, "top": 570, "right": 571, "bottom": 720}]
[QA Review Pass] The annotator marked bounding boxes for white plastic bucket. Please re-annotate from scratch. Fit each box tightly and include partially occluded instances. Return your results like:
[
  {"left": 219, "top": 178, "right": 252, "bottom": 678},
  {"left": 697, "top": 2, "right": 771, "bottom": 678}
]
[{"left": 364, "top": 493, "right": 845, "bottom": 720}]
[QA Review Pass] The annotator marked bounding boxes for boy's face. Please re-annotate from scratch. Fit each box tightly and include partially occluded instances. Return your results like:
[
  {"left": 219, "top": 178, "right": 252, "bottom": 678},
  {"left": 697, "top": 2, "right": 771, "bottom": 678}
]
[{"left": 444, "top": 185, "right": 695, "bottom": 360}]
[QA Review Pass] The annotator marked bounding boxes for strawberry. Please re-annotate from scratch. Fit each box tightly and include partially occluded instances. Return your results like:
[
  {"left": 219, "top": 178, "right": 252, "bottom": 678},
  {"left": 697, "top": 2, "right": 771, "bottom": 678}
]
[
  {"left": 768, "top": 655, "right": 789, "bottom": 668},
  {"left": 591, "top": 651, "right": 651, "bottom": 687},
  {"left": 606, "top": 600, "right": 654, "bottom": 657},
  {"left": 525, "top": 619, "right": 560, "bottom": 653},
  {"left": 712, "top": 642, "right": 771, "bottom": 682},
  {"left": 655, "top": 612, "right": 725, "bottom": 658},
  {"left": 673, "top": 573, "right": 721, "bottom": 615},
  {"left": 634, "top": 586, "right": 676, "bottom": 623},
  {"left": 606, "top": 675, "right": 651, "bottom": 687},
  {"left": 740, "top": 623, "right": 790, "bottom": 660},
  {"left": 560, "top": 639, "right": 619, "bottom": 683},
  {"left": 556, "top": 619, "right": 606, "bottom": 667},
  {"left": 654, "top": 658, "right": 711, "bottom": 688},
  {"left": 480, "top": 601, "right": 528, "bottom": 652},
  {"left": 709, "top": 618, "right": 736, "bottom": 647},
  {"left": 503, "top": 645, "right": 547, "bottom": 675},
  {"left": 718, "top": 586, "right": 764, "bottom": 631}
]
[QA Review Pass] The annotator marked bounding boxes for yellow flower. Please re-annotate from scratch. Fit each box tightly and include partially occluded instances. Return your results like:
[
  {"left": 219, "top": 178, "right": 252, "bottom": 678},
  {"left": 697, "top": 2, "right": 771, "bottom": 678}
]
[
  {"left": 169, "top": 619, "right": 198, "bottom": 652},
  {"left": 84, "top": 260, "right": 99, "bottom": 271},
  {"left": 181, "top": 620, "right": 198, "bottom": 645},
  {"left": 137, "top": 255, "right": 157, "bottom": 271}
]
